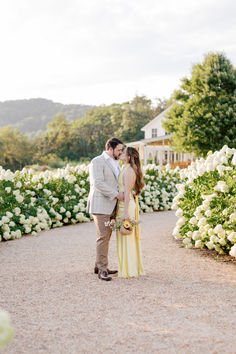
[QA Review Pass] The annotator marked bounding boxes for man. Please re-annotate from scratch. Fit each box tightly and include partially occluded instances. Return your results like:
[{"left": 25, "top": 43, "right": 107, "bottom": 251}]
[{"left": 87, "top": 137, "right": 124, "bottom": 281}]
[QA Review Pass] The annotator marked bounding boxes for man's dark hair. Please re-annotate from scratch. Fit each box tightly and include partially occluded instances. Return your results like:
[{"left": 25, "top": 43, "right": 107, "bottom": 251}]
[{"left": 105, "top": 137, "right": 123, "bottom": 150}]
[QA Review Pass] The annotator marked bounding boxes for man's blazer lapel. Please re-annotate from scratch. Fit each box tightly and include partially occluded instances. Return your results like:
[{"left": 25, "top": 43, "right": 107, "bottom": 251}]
[{"left": 102, "top": 155, "right": 118, "bottom": 180}]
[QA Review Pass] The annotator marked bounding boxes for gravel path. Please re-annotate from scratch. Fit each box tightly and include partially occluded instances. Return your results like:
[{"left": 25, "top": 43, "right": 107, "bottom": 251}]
[{"left": 1, "top": 211, "right": 236, "bottom": 354}]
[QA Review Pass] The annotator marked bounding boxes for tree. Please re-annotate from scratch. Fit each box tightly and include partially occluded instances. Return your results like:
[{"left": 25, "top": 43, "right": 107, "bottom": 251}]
[
  {"left": 0, "top": 126, "right": 34, "bottom": 170},
  {"left": 163, "top": 52, "right": 236, "bottom": 156},
  {"left": 36, "top": 114, "right": 72, "bottom": 161}
]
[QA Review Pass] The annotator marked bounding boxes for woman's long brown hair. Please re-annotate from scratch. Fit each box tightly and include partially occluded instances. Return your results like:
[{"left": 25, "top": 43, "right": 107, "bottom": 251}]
[{"left": 126, "top": 147, "right": 145, "bottom": 196}]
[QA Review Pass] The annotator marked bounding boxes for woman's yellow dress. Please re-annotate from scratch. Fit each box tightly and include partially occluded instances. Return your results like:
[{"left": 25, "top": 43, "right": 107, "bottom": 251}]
[{"left": 116, "top": 165, "right": 145, "bottom": 278}]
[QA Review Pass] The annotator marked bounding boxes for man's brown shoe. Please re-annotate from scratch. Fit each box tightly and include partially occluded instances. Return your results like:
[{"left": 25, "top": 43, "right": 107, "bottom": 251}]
[
  {"left": 98, "top": 270, "right": 112, "bottom": 281},
  {"left": 94, "top": 267, "right": 117, "bottom": 275},
  {"left": 107, "top": 269, "right": 118, "bottom": 275}
]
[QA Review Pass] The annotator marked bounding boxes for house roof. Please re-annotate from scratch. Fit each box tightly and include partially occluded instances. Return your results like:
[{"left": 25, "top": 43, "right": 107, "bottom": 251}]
[{"left": 141, "top": 104, "right": 173, "bottom": 131}]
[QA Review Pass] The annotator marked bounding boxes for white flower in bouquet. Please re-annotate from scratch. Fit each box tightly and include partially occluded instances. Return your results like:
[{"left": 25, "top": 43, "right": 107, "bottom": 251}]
[
  {"left": 0, "top": 309, "right": 14, "bottom": 349},
  {"left": 229, "top": 244, "right": 236, "bottom": 258},
  {"left": 60, "top": 207, "right": 66, "bottom": 213},
  {"left": 15, "top": 181, "right": 22, "bottom": 188},
  {"left": 5, "top": 187, "right": 11, "bottom": 193},
  {"left": 66, "top": 211, "right": 71, "bottom": 218}
]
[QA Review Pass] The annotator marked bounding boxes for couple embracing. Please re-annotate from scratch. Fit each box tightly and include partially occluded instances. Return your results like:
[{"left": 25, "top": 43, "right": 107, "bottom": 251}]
[{"left": 87, "top": 137, "right": 145, "bottom": 281}]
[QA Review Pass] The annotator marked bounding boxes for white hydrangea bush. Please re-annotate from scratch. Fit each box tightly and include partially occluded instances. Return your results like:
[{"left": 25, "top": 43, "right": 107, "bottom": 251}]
[
  {"left": 140, "top": 164, "right": 181, "bottom": 213},
  {"left": 0, "top": 161, "right": 181, "bottom": 242},
  {"left": 172, "top": 146, "right": 236, "bottom": 258},
  {"left": 0, "top": 165, "right": 91, "bottom": 241}
]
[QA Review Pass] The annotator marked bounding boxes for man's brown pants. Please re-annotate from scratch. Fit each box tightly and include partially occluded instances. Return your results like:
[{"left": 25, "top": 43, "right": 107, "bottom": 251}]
[{"left": 93, "top": 209, "right": 116, "bottom": 272}]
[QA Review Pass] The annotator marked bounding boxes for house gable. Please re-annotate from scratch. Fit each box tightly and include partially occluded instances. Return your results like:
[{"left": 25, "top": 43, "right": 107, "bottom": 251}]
[{"left": 141, "top": 105, "right": 172, "bottom": 139}]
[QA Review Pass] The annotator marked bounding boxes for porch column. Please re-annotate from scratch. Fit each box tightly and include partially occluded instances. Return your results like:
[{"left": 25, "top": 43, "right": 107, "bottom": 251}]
[
  {"left": 159, "top": 150, "right": 163, "bottom": 167},
  {"left": 174, "top": 152, "right": 176, "bottom": 163},
  {"left": 140, "top": 144, "right": 144, "bottom": 161},
  {"left": 144, "top": 145, "right": 147, "bottom": 165},
  {"left": 167, "top": 150, "right": 170, "bottom": 164}
]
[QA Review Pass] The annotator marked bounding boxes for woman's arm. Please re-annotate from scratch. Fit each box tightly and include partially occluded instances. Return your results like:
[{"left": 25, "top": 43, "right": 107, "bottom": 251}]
[{"left": 123, "top": 167, "right": 136, "bottom": 219}]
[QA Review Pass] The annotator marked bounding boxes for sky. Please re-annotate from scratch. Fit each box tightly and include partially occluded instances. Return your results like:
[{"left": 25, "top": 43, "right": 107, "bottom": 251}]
[{"left": 0, "top": 0, "right": 235, "bottom": 106}]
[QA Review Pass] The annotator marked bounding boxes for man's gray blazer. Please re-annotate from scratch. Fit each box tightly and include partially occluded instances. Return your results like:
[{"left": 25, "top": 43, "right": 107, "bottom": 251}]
[{"left": 86, "top": 154, "right": 119, "bottom": 215}]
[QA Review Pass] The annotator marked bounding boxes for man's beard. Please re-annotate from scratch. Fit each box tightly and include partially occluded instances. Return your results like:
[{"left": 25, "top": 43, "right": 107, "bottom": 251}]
[{"left": 112, "top": 151, "right": 119, "bottom": 160}]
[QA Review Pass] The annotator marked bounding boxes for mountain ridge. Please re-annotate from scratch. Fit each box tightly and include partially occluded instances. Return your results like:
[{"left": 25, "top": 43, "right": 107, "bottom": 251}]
[{"left": 0, "top": 98, "right": 95, "bottom": 136}]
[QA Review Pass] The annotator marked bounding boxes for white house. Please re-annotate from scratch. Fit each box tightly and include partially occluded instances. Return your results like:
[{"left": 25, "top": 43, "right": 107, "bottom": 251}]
[{"left": 126, "top": 105, "right": 194, "bottom": 167}]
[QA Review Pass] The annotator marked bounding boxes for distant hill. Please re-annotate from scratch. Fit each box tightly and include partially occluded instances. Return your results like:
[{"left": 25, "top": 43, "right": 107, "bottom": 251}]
[{"left": 0, "top": 98, "right": 95, "bottom": 136}]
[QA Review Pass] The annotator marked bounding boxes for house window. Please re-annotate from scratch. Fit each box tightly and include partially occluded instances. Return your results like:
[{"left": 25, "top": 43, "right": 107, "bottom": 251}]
[{"left": 152, "top": 128, "right": 157, "bottom": 138}]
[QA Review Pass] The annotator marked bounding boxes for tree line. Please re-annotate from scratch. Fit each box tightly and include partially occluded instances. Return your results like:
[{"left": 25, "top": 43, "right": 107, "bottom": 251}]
[
  {"left": 0, "top": 96, "right": 168, "bottom": 170},
  {"left": 0, "top": 52, "right": 235, "bottom": 171}
]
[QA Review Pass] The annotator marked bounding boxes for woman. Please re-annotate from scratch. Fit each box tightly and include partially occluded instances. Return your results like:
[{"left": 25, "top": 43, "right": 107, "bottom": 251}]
[{"left": 116, "top": 147, "right": 145, "bottom": 278}]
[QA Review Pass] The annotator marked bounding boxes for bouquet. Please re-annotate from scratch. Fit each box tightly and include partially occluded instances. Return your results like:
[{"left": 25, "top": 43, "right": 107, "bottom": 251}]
[
  {"left": 0, "top": 309, "right": 14, "bottom": 349},
  {"left": 105, "top": 218, "right": 140, "bottom": 235}
]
